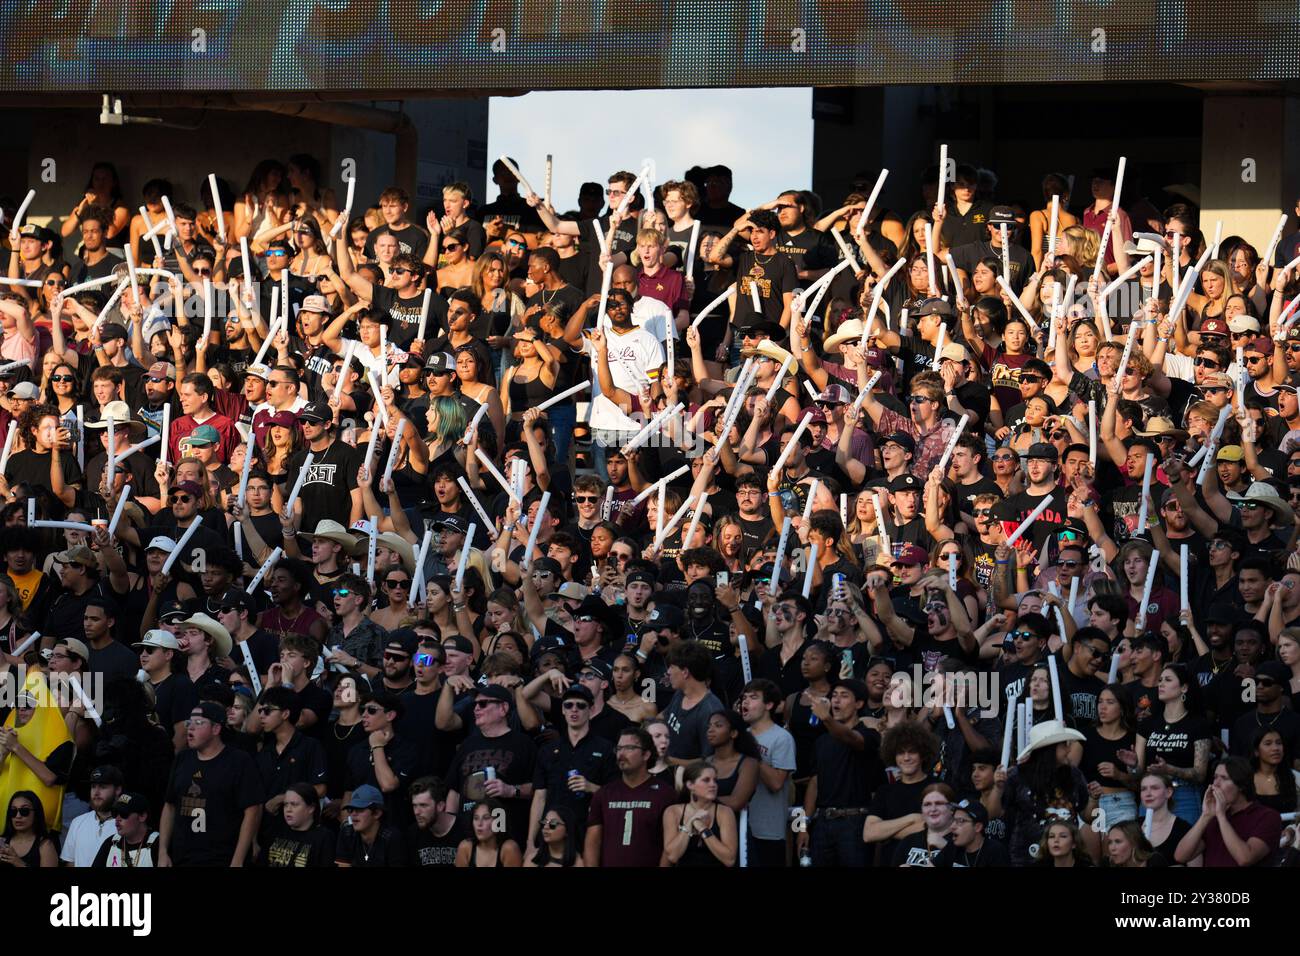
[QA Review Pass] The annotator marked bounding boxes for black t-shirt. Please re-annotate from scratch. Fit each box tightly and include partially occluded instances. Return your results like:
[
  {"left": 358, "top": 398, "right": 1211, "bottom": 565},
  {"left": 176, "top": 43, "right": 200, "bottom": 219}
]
[
  {"left": 993, "top": 488, "right": 1068, "bottom": 555},
  {"left": 370, "top": 284, "right": 448, "bottom": 350},
  {"left": 364, "top": 222, "right": 430, "bottom": 261},
  {"left": 5, "top": 448, "right": 82, "bottom": 520},
  {"left": 152, "top": 672, "right": 198, "bottom": 732},
  {"left": 526, "top": 284, "right": 585, "bottom": 320},
  {"left": 1138, "top": 711, "right": 1214, "bottom": 772},
  {"left": 813, "top": 722, "right": 884, "bottom": 808},
  {"left": 334, "top": 823, "right": 408, "bottom": 866},
  {"left": 164, "top": 745, "right": 264, "bottom": 866},
  {"left": 446, "top": 728, "right": 538, "bottom": 843},
  {"left": 286, "top": 441, "right": 359, "bottom": 533},
  {"left": 891, "top": 831, "right": 945, "bottom": 867},
  {"left": 933, "top": 836, "right": 1012, "bottom": 867},
  {"left": 533, "top": 729, "right": 619, "bottom": 833},
  {"left": 407, "top": 819, "right": 467, "bottom": 866},
  {"left": 731, "top": 250, "right": 797, "bottom": 329},
  {"left": 259, "top": 823, "right": 336, "bottom": 867},
  {"left": 868, "top": 776, "right": 936, "bottom": 861},
  {"left": 775, "top": 227, "right": 836, "bottom": 275},
  {"left": 344, "top": 732, "right": 419, "bottom": 827},
  {"left": 1230, "top": 708, "right": 1300, "bottom": 757},
  {"left": 1057, "top": 662, "right": 1106, "bottom": 730}
]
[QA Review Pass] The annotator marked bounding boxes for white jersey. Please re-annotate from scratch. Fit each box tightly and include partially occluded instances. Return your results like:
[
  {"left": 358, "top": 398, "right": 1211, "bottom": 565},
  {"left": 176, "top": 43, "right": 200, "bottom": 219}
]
[
  {"left": 59, "top": 810, "right": 116, "bottom": 867},
  {"left": 96, "top": 833, "right": 160, "bottom": 868}
]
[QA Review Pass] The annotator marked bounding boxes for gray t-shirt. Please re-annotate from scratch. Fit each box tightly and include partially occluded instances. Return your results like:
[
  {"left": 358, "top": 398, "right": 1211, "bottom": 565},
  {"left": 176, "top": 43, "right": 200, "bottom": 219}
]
[
  {"left": 751, "top": 724, "right": 797, "bottom": 840},
  {"left": 663, "top": 690, "right": 725, "bottom": 761}
]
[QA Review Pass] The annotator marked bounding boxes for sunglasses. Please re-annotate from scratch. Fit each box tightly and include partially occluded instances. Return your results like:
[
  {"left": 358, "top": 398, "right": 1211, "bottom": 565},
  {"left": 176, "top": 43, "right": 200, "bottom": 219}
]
[
  {"left": 51, "top": 374, "right": 75, "bottom": 382},
  {"left": 1257, "top": 677, "right": 1278, "bottom": 688},
  {"left": 383, "top": 652, "right": 409, "bottom": 661},
  {"left": 385, "top": 578, "right": 410, "bottom": 589},
  {"left": 362, "top": 704, "right": 386, "bottom": 715},
  {"left": 414, "top": 653, "right": 441, "bottom": 667},
  {"left": 8, "top": 806, "right": 33, "bottom": 818},
  {"left": 45, "top": 278, "right": 66, "bottom": 287},
  {"left": 562, "top": 700, "right": 590, "bottom": 711},
  {"left": 335, "top": 588, "right": 353, "bottom": 597},
  {"left": 266, "top": 250, "right": 288, "bottom": 258},
  {"left": 990, "top": 454, "right": 1015, "bottom": 463},
  {"left": 473, "top": 700, "right": 503, "bottom": 709},
  {"left": 973, "top": 508, "right": 994, "bottom": 517},
  {"left": 574, "top": 494, "right": 598, "bottom": 503},
  {"left": 1245, "top": 356, "right": 1267, "bottom": 364},
  {"left": 146, "top": 375, "right": 170, "bottom": 384},
  {"left": 1201, "top": 386, "right": 1228, "bottom": 395},
  {"left": 907, "top": 395, "right": 933, "bottom": 404},
  {"left": 1058, "top": 559, "right": 1082, "bottom": 569},
  {"left": 169, "top": 494, "right": 193, "bottom": 504},
  {"left": 443, "top": 242, "right": 462, "bottom": 252},
  {"left": 543, "top": 819, "right": 565, "bottom": 829},
  {"left": 506, "top": 239, "right": 526, "bottom": 248},
  {"left": 1010, "top": 630, "right": 1038, "bottom": 641},
  {"left": 193, "top": 267, "right": 212, "bottom": 276},
  {"left": 1019, "top": 375, "right": 1044, "bottom": 384}
]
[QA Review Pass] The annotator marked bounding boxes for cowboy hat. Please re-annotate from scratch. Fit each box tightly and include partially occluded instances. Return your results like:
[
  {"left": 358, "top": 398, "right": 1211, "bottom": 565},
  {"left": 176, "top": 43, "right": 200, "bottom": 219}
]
[
  {"left": 823, "top": 318, "right": 869, "bottom": 353},
  {"left": 305, "top": 519, "right": 361, "bottom": 557},
  {"left": 178, "top": 612, "right": 233, "bottom": 659},
  {"left": 82, "top": 400, "right": 147, "bottom": 437},
  {"left": 1133, "top": 416, "right": 1189, "bottom": 443},
  {"left": 376, "top": 532, "right": 416, "bottom": 574},
  {"left": 1227, "top": 481, "right": 1295, "bottom": 526},
  {"left": 1016, "top": 718, "right": 1085, "bottom": 764},
  {"left": 739, "top": 339, "right": 794, "bottom": 369}
]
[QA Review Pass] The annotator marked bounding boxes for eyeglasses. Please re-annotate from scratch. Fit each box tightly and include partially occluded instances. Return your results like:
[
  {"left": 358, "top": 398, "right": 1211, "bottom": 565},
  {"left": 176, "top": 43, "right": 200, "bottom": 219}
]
[
  {"left": 8, "top": 806, "right": 33, "bottom": 818},
  {"left": 385, "top": 578, "right": 410, "bottom": 589},
  {"left": 185, "top": 717, "right": 213, "bottom": 727},
  {"left": 169, "top": 494, "right": 193, "bottom": 504},
  {"left": 256, "top": 705, "right": 280, "bottom": 715},
  {"left": 562, "top": 701, "right": 590, "bottom": 711}
]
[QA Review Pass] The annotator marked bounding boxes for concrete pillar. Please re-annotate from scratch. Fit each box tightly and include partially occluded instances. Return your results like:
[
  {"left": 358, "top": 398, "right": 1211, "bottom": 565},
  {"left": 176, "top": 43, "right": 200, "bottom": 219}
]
[{"left": 1200, "top": 94, "right": 1299, "bottom": 250}]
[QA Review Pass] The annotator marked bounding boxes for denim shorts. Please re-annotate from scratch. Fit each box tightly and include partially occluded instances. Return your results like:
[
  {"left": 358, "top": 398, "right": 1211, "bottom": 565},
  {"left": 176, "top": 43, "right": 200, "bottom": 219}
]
[{"left": 1098, "top": 790, "right": 1138, "bottom": 828}]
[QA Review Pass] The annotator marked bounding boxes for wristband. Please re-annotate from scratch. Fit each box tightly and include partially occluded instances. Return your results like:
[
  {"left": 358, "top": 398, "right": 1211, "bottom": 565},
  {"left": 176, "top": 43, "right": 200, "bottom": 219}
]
[
  {"left": 635, "top": 650, "right": 648, "bottom": 662},
  {"left": 281, "top": 528, "right": 295, "bottom": 538},
  {"left": 768, "top": 491, "right": 780, "bottom": 497}
]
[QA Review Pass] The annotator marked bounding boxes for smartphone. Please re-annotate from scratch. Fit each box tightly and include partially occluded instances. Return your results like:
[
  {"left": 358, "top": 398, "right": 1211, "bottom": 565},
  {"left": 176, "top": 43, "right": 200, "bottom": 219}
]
[{"left": 717, "top": 571, "right": 730, "bottom": 586}]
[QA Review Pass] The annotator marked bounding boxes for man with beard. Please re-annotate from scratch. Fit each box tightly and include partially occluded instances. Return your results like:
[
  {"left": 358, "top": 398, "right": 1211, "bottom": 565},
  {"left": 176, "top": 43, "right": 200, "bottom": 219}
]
[
  {"left": 732, "top": 474, "right": 775, "bottom": 559},
  {"left": 59, "top": 765, "right": 122, "bottom": 866},
  {"left": 406, "top": 776, "right": 464, "bottom": 867},
  {"left": 379, "top": 632, "right": 417, "bottom": 694},
  {"left": 583, "top": 727, "right": 678, "bottom": 867},
  {"left": 994, "top": 442, "right": 1068, "bottom": 556}
]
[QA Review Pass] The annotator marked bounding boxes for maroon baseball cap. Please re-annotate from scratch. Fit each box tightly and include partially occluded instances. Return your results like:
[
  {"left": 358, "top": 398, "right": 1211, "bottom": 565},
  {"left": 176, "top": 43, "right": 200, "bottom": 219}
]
[
  {"left": 892, "top": 544, "right": 928, "bottom": 567},
  {"left": 266, "top": 410, "right": 296, "bottom": 429},
  {"left": 1250, "top": 337, "right": 1275, "bottom": 357},
  {"left": 175, "top": 480, "right": 204, "bottom": 497},
  {"left": 1198, "top": 318, "right": 1228, "bottom": 338}
]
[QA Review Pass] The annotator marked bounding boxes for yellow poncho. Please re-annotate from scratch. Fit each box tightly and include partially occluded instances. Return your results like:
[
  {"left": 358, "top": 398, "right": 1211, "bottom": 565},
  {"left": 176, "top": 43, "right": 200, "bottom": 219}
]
[{"left": 0, "top": 668, "right": 72, "bottom": 830}]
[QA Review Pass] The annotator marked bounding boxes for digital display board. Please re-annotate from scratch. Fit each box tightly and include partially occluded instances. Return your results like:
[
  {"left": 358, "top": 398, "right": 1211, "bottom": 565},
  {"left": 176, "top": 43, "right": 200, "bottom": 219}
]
[{"left": 1, "top": 0, "right": 1297, "bottom": 91}]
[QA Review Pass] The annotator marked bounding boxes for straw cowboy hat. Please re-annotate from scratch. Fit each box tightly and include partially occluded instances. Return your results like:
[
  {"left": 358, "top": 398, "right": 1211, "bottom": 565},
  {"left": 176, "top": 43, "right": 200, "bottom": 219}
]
[
  {"left": 1227, "top": 481, "right": 1295, "bottom": 526},
  {"left": 1133, "top": 416, "right": 1189, "bottom": 443},
  {"left": 376, "top": 532, "right": 416, "bottom": 575},
  {"left": 738, "top": 339, "right": 794, "bottom": 369},
  {"left": 178, "top": 612, "right": 233, "bottom": 659},
  {"left": 82, "top": 400, "right": 146, "bottom": 438},
  {"left": 1016, "top": 718, "right": 1085, "bottom": 764},
  {"left": 823, "top": 318, "right": 869, "bottom": 353},
  {"left": 306, "top": 519, "right": 361, "bottom": 557}
]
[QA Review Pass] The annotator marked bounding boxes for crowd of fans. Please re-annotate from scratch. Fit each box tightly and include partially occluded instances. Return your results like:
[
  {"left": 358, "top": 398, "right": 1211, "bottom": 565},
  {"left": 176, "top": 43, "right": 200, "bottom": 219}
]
[{"left": 0, "top": 153, "right": 1298, "bottom": 869}]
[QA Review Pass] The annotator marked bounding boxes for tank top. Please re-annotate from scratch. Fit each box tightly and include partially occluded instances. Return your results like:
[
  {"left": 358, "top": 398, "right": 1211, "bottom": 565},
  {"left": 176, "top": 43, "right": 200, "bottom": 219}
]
[
  {"left": 469, "top": 842, "right": 504, "bottom": 868},
  {"left": 509, "top": 372, "right": 555, "bottom": 413},
  {"left": 674, "top": 806, "right": 724, "bottom": 868},
  {"left": 713, "top": 756, "right": 747, "bottom": 800}
]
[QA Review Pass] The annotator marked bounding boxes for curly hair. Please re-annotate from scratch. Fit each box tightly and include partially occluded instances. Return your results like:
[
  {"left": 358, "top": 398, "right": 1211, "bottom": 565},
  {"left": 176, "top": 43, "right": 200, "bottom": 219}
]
[{"left": 880, "top": 721, "right": 940, "bottom": 767}]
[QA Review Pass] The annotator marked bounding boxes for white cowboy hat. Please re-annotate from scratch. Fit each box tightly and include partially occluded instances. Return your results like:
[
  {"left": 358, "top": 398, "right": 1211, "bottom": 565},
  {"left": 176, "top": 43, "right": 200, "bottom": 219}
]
[
  {"left": 1227, "top": 481, "right": 1295, "bottom": 526},
  {"left": 1016, "top": 718, "right": 1085, "bottom": 764},
  {"left": 178, "top": 612, "right": 233, "bottom": 659},
  {"left": 306, "top": 519, "right": 362, "bottom": 557}
]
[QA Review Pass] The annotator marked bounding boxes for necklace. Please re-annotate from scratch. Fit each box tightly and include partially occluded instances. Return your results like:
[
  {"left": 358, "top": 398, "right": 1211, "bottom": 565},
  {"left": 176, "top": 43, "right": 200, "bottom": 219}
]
[
  {"left": 961, "top": 844, "right": 983, "bottom": 868},
  {"left": 333, "top": 718, "right": 361, "bottom": 741},
  {"left": 1256, "top": 710, "right": 1282, "bottom": 729}
]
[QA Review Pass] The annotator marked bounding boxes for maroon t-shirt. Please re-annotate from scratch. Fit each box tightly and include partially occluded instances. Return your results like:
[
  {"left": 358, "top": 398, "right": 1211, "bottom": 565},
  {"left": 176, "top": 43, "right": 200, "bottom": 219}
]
[
  {"left": 587, "top": 775, "right": 679, "bottom": 867},
  {"left": 1203, "top": 801, "right": 1282, "bottom": 867},
  {"left": 637, "top": 267, "right": 689, "bottom": 314}
]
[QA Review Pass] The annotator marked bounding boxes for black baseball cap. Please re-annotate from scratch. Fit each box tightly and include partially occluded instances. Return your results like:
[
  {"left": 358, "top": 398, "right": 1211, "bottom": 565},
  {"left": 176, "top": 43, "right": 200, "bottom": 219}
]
[
  {"left": 113, "top": 792, "right": 150, "bottom": 816},
  {"left": 530, "top": 556, "right": 563, "bottom": 577},
  {"left": 953, "top": 798, "right": 989, "bottom": 826},
  {"left": 881, "top": 432, "right": 916, "bottom": 454},
  {"left": 889, "top": 473, "right": 921, "bottom": 493},
  {"left": 298, "top": 402, "right": 331, "bottom": 424},
  {"left": 474, "top": 684, "right": 513, "bottom": 705},
  {"left": 435, "top": 514, "right": 470, "bottom": 535},
  {"left": 561, "top": 683, "right": 595, "bottom": 704},
  {"left": 578, "top": 658, "right": 613, "bottom": 682},
  {"left": 89, "top": 765, "right": 124, "bottom": 786},
  {"left": 625, "top": 569, "right": 657, "bottom": 589},
  {"left": 1025, "top": 442, "right": 1059, "bottom": 462},
  {"left": 641, "top": 603, "right": 684, "bottom": 631}
]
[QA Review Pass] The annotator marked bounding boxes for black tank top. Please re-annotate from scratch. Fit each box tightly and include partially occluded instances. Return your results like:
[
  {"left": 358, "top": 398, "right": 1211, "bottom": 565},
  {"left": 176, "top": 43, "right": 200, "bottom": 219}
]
[
  {"left": 674, "top": 806, "right": 724, "bottom": 868},
  {"left": 468, "top": 842, "right": 503, "bottom": 868},
  {"left": 713, "top": 756, "right": 747, "bottom": 800},
  {"left": 509, "top": 372, "right": 555, "bottom": 412}
]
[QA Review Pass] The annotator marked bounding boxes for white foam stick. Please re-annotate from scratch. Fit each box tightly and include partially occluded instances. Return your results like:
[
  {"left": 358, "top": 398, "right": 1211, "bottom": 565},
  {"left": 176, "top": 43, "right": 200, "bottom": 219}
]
[
  {"left": 234, "top": 425, "right": 256, "bottom": 510},
  {"left": 137, "top": 206, "right": 164, "bottom": 260},
  {"left": 943, "top": 253, "right": 967, "bottom": 308},
  {"left": 1047, "top": 654, "right": 1065, "bottom": 724},
  {"left": 996, "top": 276, "right": 1040, "bottom": 334},
  {"left": 1179, "top": 543, "right": 1189, "bottom": 611},
  {"left": 805, "top": 260, "right": 854, "bottom": 320},
  {"left": 1210, "top": 220, "right": 1222, "bottom": 260},
  {"left": 1000, "top": 224, "right": 1011, "bottom": 284},
  {"left": 1061, "top": 273, "right": 1078, "bottom": 319},
  {"left": 122, "top": 244, "right": 139, "bottom": 302},
  {"left": 1136, "top": 453, "right": 1155, "bottom": 537},
  {"left": 948, "top": 560, "right": 958, "bottom": 592},
  {"left": 857, "top": 169, "right": 889, "bottom": 239},
  {"left": 10, "top": 631, "right": 39, "bottom": 659},
  {"left": 253, "top": 296, "right": 280, "bottom": 366},
  {"left": 622, "top": 402, "right": 685, "bottom": 456},
  {"left": 1134, "top": 550, "right": 1161, "bottom": 631},
  {"left": 1143, "top": 807, "right": 1154, "bottom": 841},
  {"left": 685, "top": 220, "right": 701, "bottom": 278},
  {"left": 840, "top": 493, "right": 848, "bottom": 525},
  {"left": 689, "top": 284, "right": 737, "bottom": 329},
  {"left": 366, "top": 371, "right": 389, "bottom": 428},
  {"left": 658, "top": 493, "right": 697, "bottom": 547},
  {"left": 1171, "top": 233, "right": 1182, "bottom": 292},
  {"left": 61, "top": 273, "right": 121, "bottom": 299},
  {"left": 936, "top": 144, "right": 948, "bottom": 209},
  {"left": 591, "top": 218, "right": 608, "bottom": 256},
  {"left": 246, "top": 546, "right": 283, "bottom": 593},
  {"left": 0, "top": 361, "right": 30, "bottom": 378},
  {"left": 936, "top": 414, "right": 970, "bottom": 474},
  {"left": 284, "top": 452, "right": 315, "bottom": 516},
  {"left": 112, "top": 435, "right": 159, "bottom": 466},
  {"left": 1047, "top": 195, "right": 1060, "bottom": 263},
  {"left": 683, "top": 491, "right": 709, "bottom": 550},
  {"left": 240, "top": 237, "right": 255, "bottom": 290},
  {"left": 451, "top": 478, "right": 492, "bottom": 532},
  {"left": 830, "top": 226, "right": 862, "bottom": 276},
  {"left": 770, "top": 412, "right": 814, "bottom": 477},
  {"left": 31, "top": 520, "right": 97, "bottom": 533},
  {"left": 872, "top": 492, "right": 892, "bottom": 557},
  {"left": 521, "top": 491, "right": 550, "bottom": 570},
  {"left": 76, "top": 405, "right": 85, "bottom": 468},
  {"left": 363, "top": 416, "right": 383, "bottom": 477},
  {"left": 602, "top": 486, "right": 614, "bottom": 521},
  {"left": 801, "top": 479, "right": 821, "bottom": 523},
  {"left": 771, "top": 516, "right": 793, "bottom": 589},
  {"left": 454, "top": 523, "right": 478, "bottom": 590},
  {"left": 924, "top": 223, "right": 937, "bottom": 292},
  {"left": 475, "top": 448, "right": 520, "bottom": 503},
  {"left": 159, "top": 195, "right": 178, "bottom": 250},
  {"left": 408, "top": 529, "right": 434, "bottom": 607},
  {"left": 462, "top": 403, "right": 489, "bottom": 447},
  {"left": 0, "top": 421, "right": 14, "bottom": 474},
  {"left": 26, "top": 496, "right": 33, "bottom": 526},
  {"left": 1149, "top": 245, "right": 1162, "bottom": 302},
  {"left": 105, "top": 419, "right": 116, "bottom": 492},
  {"left": 1088, "top": 399, "right": 1098, "bottom": 467},
  {"left": 798, "top": 257, "right": 856, "bottom": 314},
  {"left": 595, "top": 260, "right": 614, "bottom": 329},
  {"left": 632, "top": 464, "right": 691, "bottom": 505},
  {"left": 802, "top": 379, "right": 820, "bottom": 403},
  {"left": 851, "top": 371, "right": 883, "bottom": 412},
  {"left": 1018, "top": 701, "right": 1029, "bottom": 757},
  {"left": 802, "top": 542, "right": 819, "bottom": 598},
  {"left": 1000, "top": 700, "right": 1016, "bottom": 767},
  {"left": 544, "top": 155, "right": 553, "bottom": 207},
  {"left": 1263, "top": 213, "right": 1289, "bottom": 270},
  {"left": 67, "top": 674, "right": 103, "bottom": 726},
  {"left": 749, "top": 278, "right": 762, "bottom": 313},
  {"left": 763, "top": 356, "right": 793, "bottom": 404},
  {"left": 1195, "top": 406, "right": 1234, "bottom": 481},
  {"left": 94, "top": 277, "right": 130, "bottom": 329},
  {"left": 930, "top": 323, "right": 946, "bottom": 371},
  {"left": 8, "top": 189, "right": 35, "bottom": 242},
  {"left": 330, "top": 175, "right": 356, "bottom": 239},
  {"left": 498, "top": 155, "right": 538, "bottom": 199},
  {"left": 1279, "top": 290, "right": 1300, "bottom": 334},
  {"left": 537, "top": 379, "right": 591, "bottom": 412},
  {"left": 1006, "top": 496, "right": 1053, "bottom": 546},
  {"left": 205, "top": 173, "right": 226, "bottom": 241},
  {"left": 281, "top": 269, "right": 291, "bottom": 327},
  {"left": 1092, "top": 157, "right": 1127, "bottom": 282},
  {"left": 382, "top": 418, "right": 407, "bottom": 484},
  {"left": 161, "top": 516, "right": 204, "bottom": 574},
  {"left": 331, "top": 340, "right": 355, "bottom": 402},
  {"left": 1113, "top": 320, "right": 1139, "bottom": 388},
  {"left": 1066, "top": 575, "right": 1081, "bottom": 617},
  {"left": 1101, "top": 255, "right": 1153, "bottom": 299},
  {"left": 1168, "top": 247, "right": 1213, "bottom": 324},
  {"left": 654, "top": 483, "right": 665, "bottom": 549},
  {"left": 105, "top": 484, "right": 133, "bottom": 536}
]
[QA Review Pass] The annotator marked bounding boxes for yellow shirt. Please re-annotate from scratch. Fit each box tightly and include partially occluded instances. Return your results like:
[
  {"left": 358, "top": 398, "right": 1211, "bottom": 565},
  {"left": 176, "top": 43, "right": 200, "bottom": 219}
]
[{"left": 8, "top": 568, "right": 42, "bottom": 610}]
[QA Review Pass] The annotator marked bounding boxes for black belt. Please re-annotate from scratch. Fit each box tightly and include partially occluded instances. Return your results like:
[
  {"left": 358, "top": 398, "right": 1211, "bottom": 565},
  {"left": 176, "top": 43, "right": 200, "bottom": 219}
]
[{"left": 816, "top": 807, "right": 869, "bottom": 820}]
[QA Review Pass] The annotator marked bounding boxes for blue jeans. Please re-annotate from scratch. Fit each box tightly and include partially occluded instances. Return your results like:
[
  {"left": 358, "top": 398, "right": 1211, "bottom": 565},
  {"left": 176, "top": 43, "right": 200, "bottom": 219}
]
[
  {"left": 547, "top": 402, "right": 577, "bottom": 471},
  {"left": 811, "top": 814, "right": 868, "bottom": 867},
  {"left": 1171, "top": 783, "right": 1203, "bottom": 824},
  {"left": 1098, "top": 790, "right": 1138, "bottom": 828}
]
